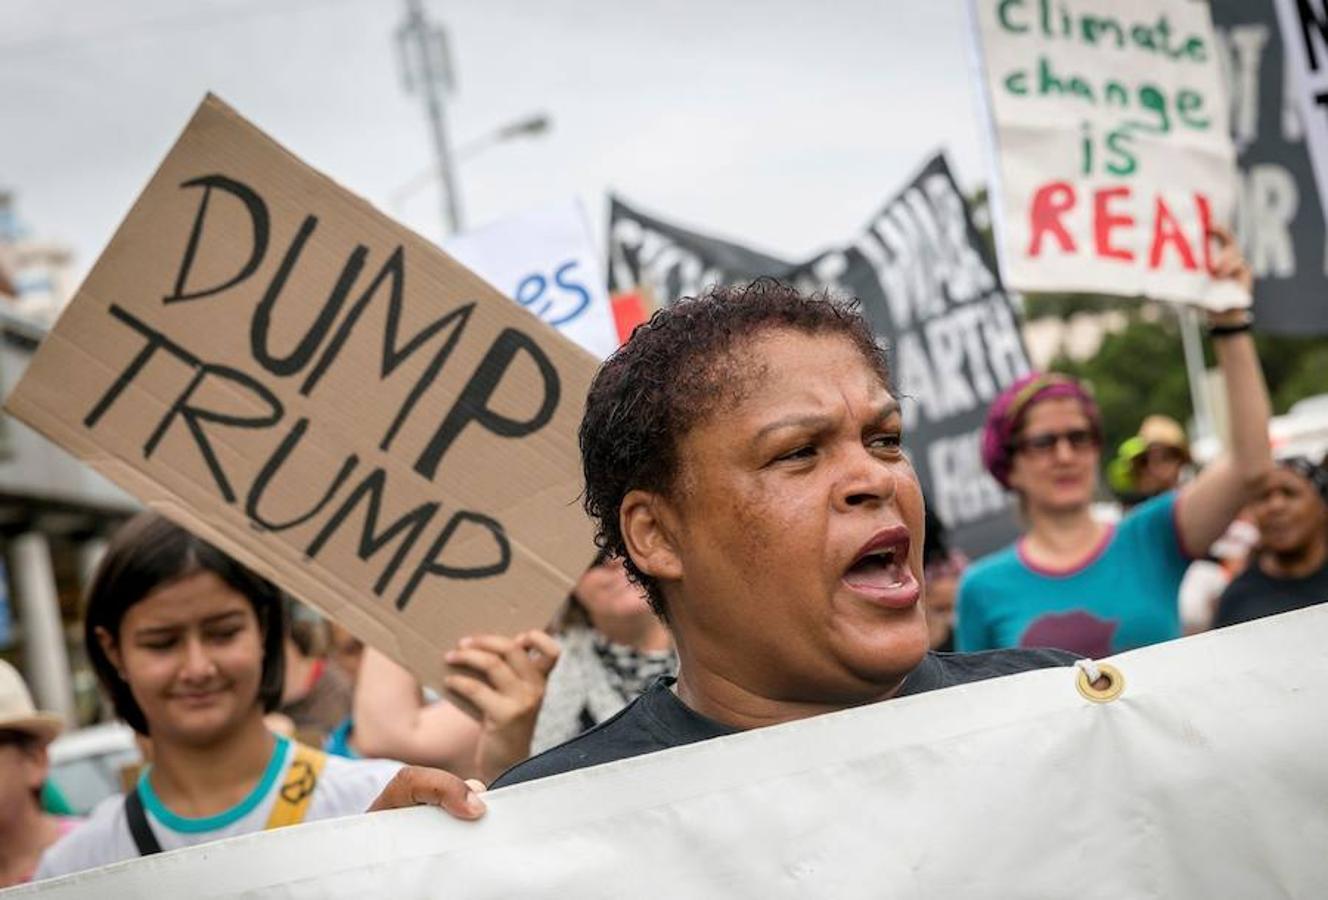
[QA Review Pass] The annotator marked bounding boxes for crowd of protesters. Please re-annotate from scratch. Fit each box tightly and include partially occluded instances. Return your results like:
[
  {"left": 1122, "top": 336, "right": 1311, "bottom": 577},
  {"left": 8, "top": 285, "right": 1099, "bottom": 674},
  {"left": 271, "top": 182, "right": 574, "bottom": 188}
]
[{"left": 3, "top": 242, "right": 1326, "bottom": 884}]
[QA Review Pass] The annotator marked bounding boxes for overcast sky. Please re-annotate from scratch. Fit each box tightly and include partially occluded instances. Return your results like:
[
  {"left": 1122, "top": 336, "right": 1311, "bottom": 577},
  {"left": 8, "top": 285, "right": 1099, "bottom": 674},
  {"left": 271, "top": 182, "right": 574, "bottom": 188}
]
[{"left": 1, "top": 0, "right": 988, "bottom": 280}]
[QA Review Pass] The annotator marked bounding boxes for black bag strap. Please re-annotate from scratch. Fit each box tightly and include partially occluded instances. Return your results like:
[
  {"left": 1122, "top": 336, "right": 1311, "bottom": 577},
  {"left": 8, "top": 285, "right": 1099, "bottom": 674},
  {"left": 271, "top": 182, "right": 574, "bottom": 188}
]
[{"left": 123, "top": 788, "right": 163, "bottom": 856}]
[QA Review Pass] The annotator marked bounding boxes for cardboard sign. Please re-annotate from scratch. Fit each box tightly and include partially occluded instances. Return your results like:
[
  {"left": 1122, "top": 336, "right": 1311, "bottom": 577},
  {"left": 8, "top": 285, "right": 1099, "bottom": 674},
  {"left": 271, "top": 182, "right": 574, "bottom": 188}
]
[
  {"left": 969, "top": 0, "right": 1249, "bottom": 309},
  {"left": 608, "top": 158, "right": 1029, "bottom": 559},
  {"left": 443, "top": 200, "right": 620, "bottom": 360},
  {"left": 17, "top": 606, "right": 1328, "bottom": 898},
  {"left": 4, "top": 96, "right": 599, "bottom": 689},
  {"left": 1275, "top": 0, "right": 1328, "bottom": 228},
  {"left": 1212, "top": 0, "right": 1328, "bottom": 335}
]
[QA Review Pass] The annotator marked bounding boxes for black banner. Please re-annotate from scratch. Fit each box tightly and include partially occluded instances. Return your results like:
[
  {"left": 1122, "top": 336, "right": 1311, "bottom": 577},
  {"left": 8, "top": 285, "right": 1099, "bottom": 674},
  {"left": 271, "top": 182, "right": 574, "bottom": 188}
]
[
  {"left": 606, "top": 198, "right": 793, "bottom": 299},
  {"left": 607, "top": 154, "right": 1029, "bottom": 558},
  {"left": 1212, "top": 0, "right": 1328, "bottom": 335}
]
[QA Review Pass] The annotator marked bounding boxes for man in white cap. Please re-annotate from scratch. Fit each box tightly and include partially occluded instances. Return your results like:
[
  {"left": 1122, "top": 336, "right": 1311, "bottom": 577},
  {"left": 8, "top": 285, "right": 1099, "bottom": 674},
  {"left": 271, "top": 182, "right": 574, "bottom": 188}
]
[{"left": 0, "top": 659, "right": 78, "bottom": 886}]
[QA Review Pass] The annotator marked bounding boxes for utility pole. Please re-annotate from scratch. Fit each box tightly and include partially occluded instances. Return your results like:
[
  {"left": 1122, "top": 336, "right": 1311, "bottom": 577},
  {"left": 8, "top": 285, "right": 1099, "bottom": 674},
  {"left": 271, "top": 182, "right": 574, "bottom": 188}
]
[
  {"left": 1178, "top": 305, "right": 1217, "bottom": 444},
  {"left": 396, "top": 0, "right": 463, "bottom": 236}
]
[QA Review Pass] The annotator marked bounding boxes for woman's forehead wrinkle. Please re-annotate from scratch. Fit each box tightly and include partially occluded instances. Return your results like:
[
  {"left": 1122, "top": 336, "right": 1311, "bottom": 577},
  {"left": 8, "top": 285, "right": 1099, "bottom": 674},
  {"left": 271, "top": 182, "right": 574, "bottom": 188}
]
[
  {"left": 837, "top": 379, "right": 897, "bottom": 420},
  {"left": 727, "top": 339, "right": 892, "bottom": 437}
]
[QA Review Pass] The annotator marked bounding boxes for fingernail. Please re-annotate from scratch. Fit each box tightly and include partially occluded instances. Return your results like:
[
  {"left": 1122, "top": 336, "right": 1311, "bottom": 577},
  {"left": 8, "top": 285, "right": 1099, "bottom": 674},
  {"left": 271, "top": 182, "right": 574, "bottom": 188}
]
[{"left": 465, "top": 791, "right": 486, "bottom": 815}]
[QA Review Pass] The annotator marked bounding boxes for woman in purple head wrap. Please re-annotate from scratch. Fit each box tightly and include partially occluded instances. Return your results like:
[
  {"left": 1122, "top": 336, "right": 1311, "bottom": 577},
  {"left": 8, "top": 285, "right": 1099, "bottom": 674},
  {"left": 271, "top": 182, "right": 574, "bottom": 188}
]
[{"left": 955, "top": 230, "right": 1274, "bottom": 658}]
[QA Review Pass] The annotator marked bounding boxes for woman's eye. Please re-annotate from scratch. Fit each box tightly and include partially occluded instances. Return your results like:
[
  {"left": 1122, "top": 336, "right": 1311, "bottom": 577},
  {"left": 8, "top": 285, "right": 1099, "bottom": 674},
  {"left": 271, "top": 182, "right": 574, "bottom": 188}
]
[
  {"left": 870, "top": 432, "right": 903, "bottom": 452},
  {"left": 140, "top": 639, "right": 177, "bottom": 652},
  {"left": 206, "top": 628, "right": 242, "bottom": 643},
  {"left": 776, "top": 445, "right": 816, "bottom": 463}
]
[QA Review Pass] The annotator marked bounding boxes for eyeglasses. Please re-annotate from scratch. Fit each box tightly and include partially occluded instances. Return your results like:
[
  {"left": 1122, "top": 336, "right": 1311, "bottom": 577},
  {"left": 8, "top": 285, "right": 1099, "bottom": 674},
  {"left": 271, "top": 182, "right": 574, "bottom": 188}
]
[
  {"left": 1013, "top": 428, "right": 1098, "bottom": 457},
  {"left": 0, "top": 728, "right": 37, "bottom": 749}
]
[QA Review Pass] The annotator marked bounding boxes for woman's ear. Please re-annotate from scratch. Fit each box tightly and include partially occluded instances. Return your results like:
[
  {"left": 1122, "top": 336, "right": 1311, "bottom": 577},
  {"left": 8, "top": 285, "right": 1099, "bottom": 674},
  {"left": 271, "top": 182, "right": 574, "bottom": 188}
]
[
  {"left": 21, "top": 741, "right": 50, "bottom": 791},
  {"left": 620, "top": 489, "right": 684, "bottom": 585},
  {"left": 95, "top": 626, "right": 125, "bottom": 679}
]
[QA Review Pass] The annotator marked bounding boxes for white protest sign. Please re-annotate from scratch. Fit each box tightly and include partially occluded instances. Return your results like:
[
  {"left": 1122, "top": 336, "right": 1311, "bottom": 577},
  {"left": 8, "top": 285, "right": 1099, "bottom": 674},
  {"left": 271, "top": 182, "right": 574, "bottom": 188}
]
[
  {"left": 969, "top": 0, "right": 1249, "bottom": 309},
  {"left": 444, "top": 200, "right": 619, "bottom": 360},
  {"left": 19, "top": 606, "right": 1328, "bottom": 898},
  {"left": 1275, "top": 0, "right": 1328, "bottom": 227}
]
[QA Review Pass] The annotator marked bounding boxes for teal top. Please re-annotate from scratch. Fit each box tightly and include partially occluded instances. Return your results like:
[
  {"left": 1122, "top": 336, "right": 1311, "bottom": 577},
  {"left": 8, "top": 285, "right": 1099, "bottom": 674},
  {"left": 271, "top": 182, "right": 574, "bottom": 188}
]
[
  {"left": 40, "top": 779, "right": 76, "bottom": 816},
  {"left": 137, "top": 734, "right": 289, "bottom": 833},
  {"left": 324, "top": 717, "right": 359, "bottom": 759},
  {"left": 956, "top": 492, "right": 1192, "bottom": 657}
]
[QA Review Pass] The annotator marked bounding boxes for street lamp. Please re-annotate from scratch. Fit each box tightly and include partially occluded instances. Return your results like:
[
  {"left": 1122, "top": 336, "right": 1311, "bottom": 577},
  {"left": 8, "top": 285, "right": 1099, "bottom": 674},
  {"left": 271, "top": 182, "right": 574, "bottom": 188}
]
[
  {"left": 456, "top": 113, "right": 550, "bottom": 161},
  {"left": 386, "top": 112, "right": 553, "bottom": 218}
]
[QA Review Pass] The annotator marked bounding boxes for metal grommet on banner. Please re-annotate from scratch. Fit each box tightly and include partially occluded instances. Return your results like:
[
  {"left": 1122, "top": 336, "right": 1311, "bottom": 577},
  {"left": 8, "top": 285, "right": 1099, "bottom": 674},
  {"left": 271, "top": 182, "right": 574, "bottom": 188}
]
[{"left": 1074, "top": 659, "right": 1125, "bottom": 703}]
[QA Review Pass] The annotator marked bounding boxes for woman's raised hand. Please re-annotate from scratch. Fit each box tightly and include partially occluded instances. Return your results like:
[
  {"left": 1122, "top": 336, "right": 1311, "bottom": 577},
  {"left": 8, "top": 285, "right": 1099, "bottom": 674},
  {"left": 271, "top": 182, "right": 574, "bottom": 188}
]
[
  {"left": 1208, "top": 225, "right": 1254, "bottom": 303},
  {"left": 444, "top": 630, "right": 561, "bottom": 784}
]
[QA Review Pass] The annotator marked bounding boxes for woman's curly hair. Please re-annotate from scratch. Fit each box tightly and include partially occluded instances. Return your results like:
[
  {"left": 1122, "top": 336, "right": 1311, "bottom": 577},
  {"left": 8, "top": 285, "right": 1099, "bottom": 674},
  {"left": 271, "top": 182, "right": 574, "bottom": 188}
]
[{"left": 579, "top": 278, "right": 890, "bottom": 615}]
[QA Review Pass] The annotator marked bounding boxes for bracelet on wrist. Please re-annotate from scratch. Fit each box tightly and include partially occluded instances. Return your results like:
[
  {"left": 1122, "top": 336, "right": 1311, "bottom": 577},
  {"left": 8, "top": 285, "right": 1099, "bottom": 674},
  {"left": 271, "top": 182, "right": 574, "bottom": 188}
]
[
  {"left": 1206, "top": 309, "right": 1254, "bottom": 338},
  {"left": 1208, "top": 320, "right": 1253, "bottom": 338}
]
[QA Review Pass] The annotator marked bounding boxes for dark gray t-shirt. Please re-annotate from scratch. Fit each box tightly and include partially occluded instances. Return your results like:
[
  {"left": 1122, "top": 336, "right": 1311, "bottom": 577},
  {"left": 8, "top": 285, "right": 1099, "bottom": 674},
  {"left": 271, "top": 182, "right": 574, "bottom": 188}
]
[
  {"left": 1215, "top": 561, "right": 1328, "bottom": 628},
  {"left": 493, "top": 648, "right": 1075, "bottom": 788}
]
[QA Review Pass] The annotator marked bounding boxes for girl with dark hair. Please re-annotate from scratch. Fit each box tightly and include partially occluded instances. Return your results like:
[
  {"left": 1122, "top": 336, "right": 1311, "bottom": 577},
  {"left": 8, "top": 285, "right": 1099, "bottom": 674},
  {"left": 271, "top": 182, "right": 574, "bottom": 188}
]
[{"left": 36, "top": 513, "right": 404, "bottom": 879}]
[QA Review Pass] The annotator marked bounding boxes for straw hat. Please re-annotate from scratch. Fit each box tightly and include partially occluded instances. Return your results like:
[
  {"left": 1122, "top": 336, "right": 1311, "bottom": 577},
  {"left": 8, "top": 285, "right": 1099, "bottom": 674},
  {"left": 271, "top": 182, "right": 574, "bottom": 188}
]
[
  {"left": 1136, "top": 415, "right": 1190, "bottom": 461},
  {"left": 0, "top": 659, "right": 64, "bottom": 743}
]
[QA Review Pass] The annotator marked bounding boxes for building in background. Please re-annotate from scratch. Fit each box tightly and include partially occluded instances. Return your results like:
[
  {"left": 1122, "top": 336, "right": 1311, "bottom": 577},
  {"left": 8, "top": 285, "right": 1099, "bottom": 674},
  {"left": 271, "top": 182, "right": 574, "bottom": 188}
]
[
  {"left": 0, "top": 192, "right": 135, "bottom": 727},
  {"left": 1022, "top": 309, "right": 1132, "bottom": 371},
  {"left": 0, "top": 190, "right": 78, "bottom": 326}
]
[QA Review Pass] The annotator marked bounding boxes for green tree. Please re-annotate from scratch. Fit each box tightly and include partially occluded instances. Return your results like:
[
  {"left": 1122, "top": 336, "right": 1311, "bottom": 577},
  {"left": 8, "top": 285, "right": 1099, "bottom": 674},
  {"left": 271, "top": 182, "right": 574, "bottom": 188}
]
[
  {"left": 1255, "top": 335, "right": 1328, "bottom": 412},
  {"left": 1050, "top": 313, "right": 1192, "bottom": 462},
  {"left": 1045, "top": 307, "right": 1328, "bottom": 469}
]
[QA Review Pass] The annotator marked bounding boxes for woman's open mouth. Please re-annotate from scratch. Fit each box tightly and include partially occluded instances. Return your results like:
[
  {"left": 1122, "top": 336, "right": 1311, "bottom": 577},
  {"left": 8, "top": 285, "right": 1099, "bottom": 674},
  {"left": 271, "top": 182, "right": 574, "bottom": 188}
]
[{"left": 842, "top": 528, "right": 920, "bottom": 609}]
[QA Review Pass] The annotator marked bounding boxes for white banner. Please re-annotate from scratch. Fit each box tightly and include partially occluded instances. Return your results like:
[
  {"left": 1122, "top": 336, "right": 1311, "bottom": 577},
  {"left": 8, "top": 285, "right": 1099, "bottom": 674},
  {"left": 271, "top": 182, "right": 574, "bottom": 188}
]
[
  {"left": 17, "top": 605, "right": 1328, "bottom": 898},
  {"left": 1275, "top": 0, "right": 1328, "bottom": 227},
  {"left": 444, "top": 200, "right": 619, "bottom": 359},
  {"left": 969, "top": 0, "right": 1249, "bottom": 309}
]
